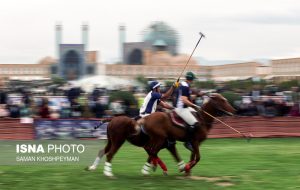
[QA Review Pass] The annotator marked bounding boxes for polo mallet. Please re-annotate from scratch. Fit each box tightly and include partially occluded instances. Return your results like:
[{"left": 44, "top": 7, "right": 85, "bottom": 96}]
[
  {"left": 177, "top": 32, "right": 205, "bottom": 82},
  {"left": 94, "top": 121, "right": 104, "bottom": 130},
  {"left": 202, "top": 110, "right": 253, "bottom": 142},
  {"left": 174, "top": 33, "right": 252, "bottom": 142},
  {"left": 94, "top": 118, "right": 112, "bottom": 130}
]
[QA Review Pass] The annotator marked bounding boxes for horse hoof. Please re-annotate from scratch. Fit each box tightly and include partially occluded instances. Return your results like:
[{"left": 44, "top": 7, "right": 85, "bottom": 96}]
[
  {"left": 141, "top": 168, "right": 151, "bottom": 176},
  {"left": 163, "top": 171, "right": 168, "bottom": 176},
  {"left": 104, "top": 171, "right": 114, "bottom": 177},
  {"left": 184, "top": 171, "right": 191, "bottom": 176},
  {"left": 86, "top": 165, "right": 96, "bottom": 171}
]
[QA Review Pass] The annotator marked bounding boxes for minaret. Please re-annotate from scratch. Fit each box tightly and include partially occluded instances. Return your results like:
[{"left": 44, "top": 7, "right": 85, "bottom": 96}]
[
  {"left": 119, "top": 25, "right": 126, "bottom": 63},
  {"left": 55, "top": 23, "right": 62, "bottom": 59},
  {"left": 82, "top": 23, "right": 89, "bottom": 50}
]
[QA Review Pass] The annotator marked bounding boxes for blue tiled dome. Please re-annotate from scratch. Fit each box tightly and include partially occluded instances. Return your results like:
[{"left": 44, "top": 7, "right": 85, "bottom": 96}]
[{"left": 143, "top": 21, "right": 178, "bottom": 48}]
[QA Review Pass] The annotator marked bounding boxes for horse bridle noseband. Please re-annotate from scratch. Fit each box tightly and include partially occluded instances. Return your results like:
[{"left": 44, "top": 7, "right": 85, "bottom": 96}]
[{"left": 206, "top": 97, "right": 234, "bottom": 116}]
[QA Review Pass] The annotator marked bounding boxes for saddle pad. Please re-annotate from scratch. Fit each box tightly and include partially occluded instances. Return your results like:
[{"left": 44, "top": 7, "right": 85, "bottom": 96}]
[{"left": 169, "top": 111, "right": 187, "bottom": 128}]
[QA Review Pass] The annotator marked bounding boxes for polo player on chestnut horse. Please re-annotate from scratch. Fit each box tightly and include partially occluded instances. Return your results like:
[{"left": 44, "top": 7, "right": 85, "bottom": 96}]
[
  {"left": 142, "top": 92, "right": 235, "bottom": 175},
  {"left": 87, "top": 72, "right": 235, "bottom": 177},
  {"left": 87, "top": 80, "right": 182, "bottom": 176}
]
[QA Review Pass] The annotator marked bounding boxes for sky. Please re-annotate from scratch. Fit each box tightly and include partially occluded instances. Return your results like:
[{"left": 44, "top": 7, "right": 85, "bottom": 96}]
[{"left": 0, "top": 0, "right": 300, "bottom": 64}]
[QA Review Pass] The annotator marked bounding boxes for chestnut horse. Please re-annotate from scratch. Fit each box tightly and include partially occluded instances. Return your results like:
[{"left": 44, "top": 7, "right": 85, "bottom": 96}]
[
  {"left": 87, "top": 93, "right": 235, "bottom": 176},
  {"left": 86, "top": 116, "right": 184, "bottom": 177},
  {"left": 142, "top": 93, "right": 235, "bottom": 175}
]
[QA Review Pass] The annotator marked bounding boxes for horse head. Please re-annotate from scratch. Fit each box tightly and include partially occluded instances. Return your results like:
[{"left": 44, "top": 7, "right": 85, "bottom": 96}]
[{"left": 203, "top": 93, "right": 236, "bottom": 117}]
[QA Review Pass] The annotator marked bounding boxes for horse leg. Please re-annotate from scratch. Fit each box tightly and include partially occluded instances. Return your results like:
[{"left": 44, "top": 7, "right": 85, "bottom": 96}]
[
  {"left": 189, "top": 152, "right": 196, "bottom": 163},
  {"left": 184, "top": 143, "right": 201, "bottom": 175},
  {"left": 143, "top": 154, "right": 168, "bottom": 175},
  {"left": 141, "top": 156, "right": 154, "bottom": 175},
  {"left": 142, "top": 152, "right": 167, "bottom": 175},
  {"left": 142, "top": 138, "right": 166, "bottom": 175},
  {"left": 166, "top": 143, "right": 185, "bottom": 172},
  {"left": 104, "top": 139, "right": 125, "bottom": 177},
  {"left": 87, "top": 139, "right": 111, "bottom": 171},
  {"left": 156, "top": 157, "right": 168, "bottom": 175}
]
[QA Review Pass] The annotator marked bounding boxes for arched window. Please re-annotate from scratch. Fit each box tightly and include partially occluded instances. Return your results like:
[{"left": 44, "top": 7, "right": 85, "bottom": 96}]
[
  {"left": 63, "top": 50, "right": 80, "bottom": 80},
  {"left": 128, "top": 49, "right": 143, "bottom": 65}
]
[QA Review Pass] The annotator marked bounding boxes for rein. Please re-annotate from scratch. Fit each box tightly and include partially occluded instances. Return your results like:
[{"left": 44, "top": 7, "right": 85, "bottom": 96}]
[{"left": 197, "top": 97, "right": 252, "bottom": 141}]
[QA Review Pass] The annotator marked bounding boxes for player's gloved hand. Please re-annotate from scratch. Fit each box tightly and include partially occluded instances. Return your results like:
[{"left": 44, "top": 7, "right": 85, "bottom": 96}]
[
  {"left": 173, "top": 81, "right": 180, "bottom": 88},
  {"left": 192, "top": 104, "right": 201, "bottom": 111}
]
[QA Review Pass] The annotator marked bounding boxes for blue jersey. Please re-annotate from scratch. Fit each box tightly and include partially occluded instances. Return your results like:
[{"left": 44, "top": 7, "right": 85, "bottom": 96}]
[
  {"left": 176, "top": 81, "right": 191, "bottom": 108},
  {"left": 139, "top": 91, "right": 162, "bottom": 115}
]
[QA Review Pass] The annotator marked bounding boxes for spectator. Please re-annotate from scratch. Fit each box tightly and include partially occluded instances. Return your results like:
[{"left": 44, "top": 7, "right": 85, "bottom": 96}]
[
  {"left": 109, "top": 99, "right": 125, "bottom": 116},
  {"left": 289, "top": 105, "right": 300, "bottom": 116},
  {"left": 71, "top": 99, "right": 82, "bottom": 118},
  {"left": 263, "top": 99, "right": 278, "bottom": 117},
  {"left": 0, "top": 104, "right": 9, "bottom": 117},
  {"left": 60, "top": 101, "right": 71, "bottom": 118},
  {"left": 39, "top": 98, "right": 50, "bottom": 118},
  {"left": 20, "top": 103, "right": 31, "bottom": 117},
  {"left": 0, "top": 90, "right": 7, "bottom": 104},
  {"left": 93, "top": 98, "right": 105, "bottom": 118},
  {"left": 290, "top": 87, "right": 300, "bottom": 116},
  {"left": 9, "top": 102, "right": 20, "bottom": 118}
]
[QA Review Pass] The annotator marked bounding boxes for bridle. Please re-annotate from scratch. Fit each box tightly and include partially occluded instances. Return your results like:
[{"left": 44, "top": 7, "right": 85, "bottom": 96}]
[
  {"left": 194, "top": 96, "right": 231, "bottom": 126},
  {"left": 194, "top": 96, "right": 252, "bottom": 142},
  {"left": 207, "top": 97, "right": 234, "bottom": 116}
]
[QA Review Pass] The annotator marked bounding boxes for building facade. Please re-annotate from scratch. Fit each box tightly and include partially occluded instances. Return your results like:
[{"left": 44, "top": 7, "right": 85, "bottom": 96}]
[
  {"left": 271, "top": 57, "right": 300, "bottom": 81},
  {"left": 50, "top": 24, "right": 97, "bottom": 80},
  {"left": 211, "top": 62, "right": 263, "bottom": 81},
  {"left": 1, "top": 22, "right": 300, "bottom": 86},
  {"left": 0, "top": 57, "right": 54, "bottom": 86},
  {"left": 106, "top": 22, "right": 209, "bottom": 80},
  {"left": 106, "top": 49, "right": 210, "bottom": 80}
]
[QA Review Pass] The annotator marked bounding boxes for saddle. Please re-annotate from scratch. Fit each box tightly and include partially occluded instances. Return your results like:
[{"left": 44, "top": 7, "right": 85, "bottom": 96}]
[
  {"left": 169, "top": 110, "right": 201, "bottom": 128},
  {"left": 169, "top": 111, "right": 188, "bottom": 128}
]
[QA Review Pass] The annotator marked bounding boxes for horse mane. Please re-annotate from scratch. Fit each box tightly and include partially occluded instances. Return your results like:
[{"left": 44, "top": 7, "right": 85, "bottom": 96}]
[
  {"left": 199, "top": 93, "right": 227, "bottom": 128},
  {"left": 209, "top": 93, "right": 226, "bottom": 101}
]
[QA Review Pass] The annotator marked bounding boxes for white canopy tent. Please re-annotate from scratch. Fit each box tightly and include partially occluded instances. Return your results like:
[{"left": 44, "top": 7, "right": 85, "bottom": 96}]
[{"left": 69, "top": 75, "right": 142, "bottom": 92}]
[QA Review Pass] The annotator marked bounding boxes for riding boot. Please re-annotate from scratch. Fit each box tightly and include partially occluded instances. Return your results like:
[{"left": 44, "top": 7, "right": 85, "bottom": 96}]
[
  {"left": 184, "top": 126, "right": 194, "bottom": 151},
  {"left": 184, "top": 123, "right": 199, "bottom": 151}
]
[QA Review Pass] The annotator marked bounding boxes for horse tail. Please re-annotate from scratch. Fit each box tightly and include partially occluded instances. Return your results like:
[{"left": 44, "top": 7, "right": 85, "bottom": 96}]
[
  {"left": 104, "top": 121, "right": 112, "bottom": 154},
  {"left": 103, "top": 138, "right": 111, "bottom": 154},
  {"left": 93, "top": 124, "right": 111, "bottom": 160}
]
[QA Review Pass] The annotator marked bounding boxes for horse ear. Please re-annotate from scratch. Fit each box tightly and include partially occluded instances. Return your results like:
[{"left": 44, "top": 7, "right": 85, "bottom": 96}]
[
  {"left": 210, "top": 93, "right": 226, "bottom": 101},
  {"left": 203, "top": 97, "right": 209, "bottom": 104},
  {"left": 209, "top": 93, "right": 217, "bottom": 98}
]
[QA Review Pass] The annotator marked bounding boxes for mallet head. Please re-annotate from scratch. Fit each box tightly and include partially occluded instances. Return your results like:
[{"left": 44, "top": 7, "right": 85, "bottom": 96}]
[
  {"left": 199, "top": 32, "right": 206, "bottom": 38},
  {"left": 243, "top": 133, "right": 253, "bottom": 143}
]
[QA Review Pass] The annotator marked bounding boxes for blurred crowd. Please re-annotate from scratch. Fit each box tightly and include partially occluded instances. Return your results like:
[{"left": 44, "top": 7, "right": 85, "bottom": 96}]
[
  {"left": 233, "top": 87, "right": 300, "bottom": 117},
  {"left": 0, "top": 87, "right": 139, "bottom": 119},
  {"left": 0, "top": 85, "right": 299, "bottom": 119}
]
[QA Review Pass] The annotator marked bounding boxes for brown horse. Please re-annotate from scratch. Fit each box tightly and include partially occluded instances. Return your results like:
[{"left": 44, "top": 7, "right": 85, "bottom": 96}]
[
  {"left": 87, "top": 93, "right": 235, "bottom": 176},
  {"left": 86, "top": 116, "right": 184, "bottom": 177},
  {"left": 142, "top": 93, "right": 235, "bottom": 175}
]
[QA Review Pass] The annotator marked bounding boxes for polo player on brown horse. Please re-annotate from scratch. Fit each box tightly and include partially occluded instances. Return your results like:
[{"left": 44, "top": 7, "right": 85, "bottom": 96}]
[
  {"left": 87, "top": 80, "right": 181, "bottom": 176},
  {"left": 87, "top": 72, "right": 235, "bottom": 177},
  {"left": 142, "top": 92, "right": 235, "bottom": 175}
]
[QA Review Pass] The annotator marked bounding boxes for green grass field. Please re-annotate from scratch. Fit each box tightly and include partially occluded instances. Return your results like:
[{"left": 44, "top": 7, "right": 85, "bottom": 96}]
[{"left": 0, "top": 138, "right": 299, "bottom": 190}]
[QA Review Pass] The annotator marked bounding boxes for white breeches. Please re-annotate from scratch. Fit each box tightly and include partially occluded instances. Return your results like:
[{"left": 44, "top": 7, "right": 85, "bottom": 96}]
[{"left": 174, "top": 107, "right": 198, "bottom": 126}]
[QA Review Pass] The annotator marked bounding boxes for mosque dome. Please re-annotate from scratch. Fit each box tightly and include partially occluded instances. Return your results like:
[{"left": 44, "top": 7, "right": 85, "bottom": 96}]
[{"left": 142, "top": 21, "right": 179, "bottom": 54}]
